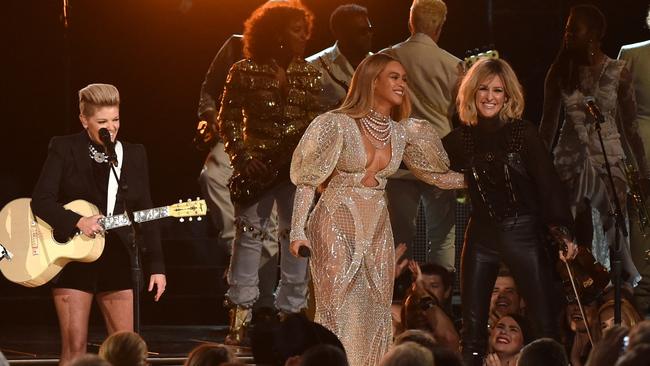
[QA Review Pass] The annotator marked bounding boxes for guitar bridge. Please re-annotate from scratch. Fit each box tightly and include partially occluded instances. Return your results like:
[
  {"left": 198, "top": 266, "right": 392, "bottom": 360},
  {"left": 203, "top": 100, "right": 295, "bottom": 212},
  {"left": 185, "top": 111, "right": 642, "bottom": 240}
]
[
  {"left": 30, "top": 219, "right": 40, "bottom": 256},
  {"left": 0, "top": 243, "right": 13, "bottom": 261}
]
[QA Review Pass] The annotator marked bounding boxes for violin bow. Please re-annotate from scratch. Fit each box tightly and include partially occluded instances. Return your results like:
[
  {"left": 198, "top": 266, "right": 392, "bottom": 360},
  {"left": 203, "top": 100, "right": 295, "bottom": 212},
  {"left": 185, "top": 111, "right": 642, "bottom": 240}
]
[{"left": 564, "top": 260, "right": 595, "bottom": 346}]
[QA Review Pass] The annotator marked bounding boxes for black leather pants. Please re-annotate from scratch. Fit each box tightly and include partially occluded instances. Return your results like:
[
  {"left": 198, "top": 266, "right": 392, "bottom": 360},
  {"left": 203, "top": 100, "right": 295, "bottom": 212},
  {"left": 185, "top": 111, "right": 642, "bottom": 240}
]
[{"left": 460, "top": 215, "right": 560, "bottom": 366}]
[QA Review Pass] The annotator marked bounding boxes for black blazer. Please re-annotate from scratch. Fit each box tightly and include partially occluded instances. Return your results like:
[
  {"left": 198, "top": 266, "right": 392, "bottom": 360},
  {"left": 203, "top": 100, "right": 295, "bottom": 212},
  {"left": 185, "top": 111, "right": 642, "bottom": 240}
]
[{"left": 31, "top": 132, "right": 165, "bottom": 275}]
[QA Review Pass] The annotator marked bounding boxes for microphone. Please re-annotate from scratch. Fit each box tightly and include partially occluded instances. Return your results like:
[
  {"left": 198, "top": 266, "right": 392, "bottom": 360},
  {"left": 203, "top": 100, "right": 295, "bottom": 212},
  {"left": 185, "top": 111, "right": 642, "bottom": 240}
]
[
  {"left": 298, "top": 246, "right": 311, "bottom": 258},
  {"left": 584, "top": 96, "right": 605, "bottom": 124},
  {"left": 98, "top": 128, "right": 118, "bottom": 166}
]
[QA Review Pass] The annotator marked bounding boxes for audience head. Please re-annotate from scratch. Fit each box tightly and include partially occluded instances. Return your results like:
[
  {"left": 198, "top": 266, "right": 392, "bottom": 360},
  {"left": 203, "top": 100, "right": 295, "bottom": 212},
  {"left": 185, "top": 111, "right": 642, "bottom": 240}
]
[
  {"left": 379, "top": 341, "right": 433, "bottom": 366},
  {"left": 251, "top": 313, "right": 346, "bottom": 366},
  {"left": 299, "top": 344, "right": 348, "bottom": 366},
  {"left": 418, "top": 262, "right": 453, "bottom": 303},
  {"left": 457, "top": 58, "right": 524, "bottom": 126},
  {"left": 69, "top": 354, "right": 112, "bottom": 366},
  {"left": 394, "top": 330, "right": 462, "bottom": 366},
  {"left": 184, "top": 344, "right": 237, "bottom": 366},
  {"left": 330, "top": 4, "right": 372, "bottom": 55},
  {"left": 243, "top": 1, "right": 314, "bottom": 62},
  {"left": 517, "top": 338, "right": 569, "bottom": 366},
  {"left": 489, "top": 267, "right": 523, "bottom": 319},
  {"left": 615, "top": 343, "right": 650, "bottom": 366},
  {"left": 628, "top": 320, "right": 650, "bottom": 350},
  {"left": 409, "top": 0, "right": 447, "bottom": 41},
  {"left": 489, "top": 314, "right": 531, "bottom": 360},
  {"left": 595, "top": 298, "right": 643, "bottom": 341},
  {"left": 394, "top": 329, "right": 436, "bottom": 350},
  {"left": 98, "top": 331, "right": 148, "bottom": 366},
  {"left": 337, "top": 53, "right": 411, "bottom": 121}
]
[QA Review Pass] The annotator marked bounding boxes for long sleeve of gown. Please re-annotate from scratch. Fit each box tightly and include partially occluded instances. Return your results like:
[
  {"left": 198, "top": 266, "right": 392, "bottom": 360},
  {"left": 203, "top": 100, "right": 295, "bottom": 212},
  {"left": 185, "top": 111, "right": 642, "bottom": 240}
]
[
  {"left": 403, "top": 118, "right": 465, "bottom": 189},
  {"left": 290, "top": 113, "right": 344, "bottom": 241}
]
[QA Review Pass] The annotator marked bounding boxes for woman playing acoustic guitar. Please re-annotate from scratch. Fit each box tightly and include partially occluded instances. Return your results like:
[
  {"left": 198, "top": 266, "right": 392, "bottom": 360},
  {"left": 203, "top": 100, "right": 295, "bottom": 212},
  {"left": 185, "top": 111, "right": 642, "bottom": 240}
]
[{"left": 31, "top": 83, "right": 166, "bottom": 365}]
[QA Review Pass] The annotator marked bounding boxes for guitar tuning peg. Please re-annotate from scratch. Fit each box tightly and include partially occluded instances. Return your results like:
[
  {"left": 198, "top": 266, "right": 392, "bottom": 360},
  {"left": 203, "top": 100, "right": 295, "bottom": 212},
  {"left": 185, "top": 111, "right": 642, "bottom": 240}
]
[
  {"left": 179, "top": 199, "right": 183, "bottom": 203},
  {"left": 179, "top": 218, "right": 185, "bottom": 223},
  {"left": 196, "top": 197, "right": 200, "bottom": 201},
  {"left": 197, "top": 217, "right": 202, "bottom": 221},
  {"left": 189, "top": 217, "right": 193, "bottom": 222},
  {"left": 187, "top": 198, "right": 192, "bottom": 202}
]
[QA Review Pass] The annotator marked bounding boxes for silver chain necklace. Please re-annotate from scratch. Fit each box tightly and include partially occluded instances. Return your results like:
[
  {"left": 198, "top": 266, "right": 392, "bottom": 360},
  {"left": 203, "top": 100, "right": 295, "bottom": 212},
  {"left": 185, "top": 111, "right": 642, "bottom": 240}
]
[{"left": 360, "top": 108, "right": 392, "bottom": 149}]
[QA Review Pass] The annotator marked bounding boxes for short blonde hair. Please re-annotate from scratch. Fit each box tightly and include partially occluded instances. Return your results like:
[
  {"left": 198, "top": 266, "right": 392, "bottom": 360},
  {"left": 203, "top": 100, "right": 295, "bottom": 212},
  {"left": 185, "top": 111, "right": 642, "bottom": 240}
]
[
  {"left": 336, "top": 53, "right": 411, "bottom": 122},
  {"left": 79, "top": 83, "right": 120, "bottom": 117},
  {"left": 99, "top": 331, "right": 148, "bottom": 366},
  {"left": 409, "top": 0, "right": 447, "bottom": 35},
  {"left": 457, "top": 58, "right": 524, "bottom": 126}
]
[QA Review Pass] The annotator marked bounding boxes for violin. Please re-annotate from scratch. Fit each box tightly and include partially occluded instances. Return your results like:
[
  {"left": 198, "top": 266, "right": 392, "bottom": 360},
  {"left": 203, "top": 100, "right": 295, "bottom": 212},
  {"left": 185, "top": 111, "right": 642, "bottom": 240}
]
[{"left": 555, "top": 245, "right": 610, "bottom": 304}]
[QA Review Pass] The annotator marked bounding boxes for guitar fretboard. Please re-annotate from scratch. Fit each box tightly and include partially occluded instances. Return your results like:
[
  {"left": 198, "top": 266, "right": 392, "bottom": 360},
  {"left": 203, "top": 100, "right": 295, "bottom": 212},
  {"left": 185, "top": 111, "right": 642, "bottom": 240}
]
[{"left": 99, "top": 206, "right": 170, "bottom": 231}]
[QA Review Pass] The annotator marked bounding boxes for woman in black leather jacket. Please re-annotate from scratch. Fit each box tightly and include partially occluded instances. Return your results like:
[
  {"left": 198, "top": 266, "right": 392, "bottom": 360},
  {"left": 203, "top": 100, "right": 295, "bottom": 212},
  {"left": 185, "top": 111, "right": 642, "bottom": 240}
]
[{"left": 442, "top": 58, "right": 577, "bottom": 366}]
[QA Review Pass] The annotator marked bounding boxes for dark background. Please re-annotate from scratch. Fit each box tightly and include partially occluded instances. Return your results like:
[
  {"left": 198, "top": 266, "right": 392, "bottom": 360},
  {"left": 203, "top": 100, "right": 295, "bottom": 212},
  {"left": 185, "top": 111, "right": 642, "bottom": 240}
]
[{"left": 1, "top": 0, "right": 649, "bottom": 326}]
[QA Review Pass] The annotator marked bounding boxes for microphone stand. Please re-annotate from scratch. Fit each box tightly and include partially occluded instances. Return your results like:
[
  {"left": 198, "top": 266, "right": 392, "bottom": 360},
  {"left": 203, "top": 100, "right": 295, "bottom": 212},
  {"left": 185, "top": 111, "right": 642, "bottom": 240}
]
[
  {"left": 589, "top": 104, "right": 626, "bottom": 325},
  {"left": 107, "top": 155, "right": 143, "bottom": 334}
]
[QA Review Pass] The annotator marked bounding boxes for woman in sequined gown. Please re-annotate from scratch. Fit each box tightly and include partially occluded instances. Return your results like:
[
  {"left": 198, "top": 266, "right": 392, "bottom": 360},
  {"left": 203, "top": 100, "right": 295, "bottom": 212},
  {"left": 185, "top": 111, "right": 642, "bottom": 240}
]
[
  {"left": 289, "top": 53, "right": 464, "bottom": 366},
  {"left": 539, "top": 4, "right": 647, "bottom": 285}
]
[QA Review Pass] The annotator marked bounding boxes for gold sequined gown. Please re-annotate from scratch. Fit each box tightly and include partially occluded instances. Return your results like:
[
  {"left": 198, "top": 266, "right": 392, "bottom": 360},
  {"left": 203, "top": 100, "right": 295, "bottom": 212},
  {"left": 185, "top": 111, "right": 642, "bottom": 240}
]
[{"left": 290, "top": 112, "right": 464, "bottom": 366}]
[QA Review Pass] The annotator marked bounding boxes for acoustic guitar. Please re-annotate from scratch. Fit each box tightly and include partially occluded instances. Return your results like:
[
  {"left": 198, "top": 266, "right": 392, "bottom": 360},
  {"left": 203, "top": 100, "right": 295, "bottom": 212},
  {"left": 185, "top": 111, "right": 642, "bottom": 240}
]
[{"left": 0, "top": 198, "right": 206, "bottom": 287}]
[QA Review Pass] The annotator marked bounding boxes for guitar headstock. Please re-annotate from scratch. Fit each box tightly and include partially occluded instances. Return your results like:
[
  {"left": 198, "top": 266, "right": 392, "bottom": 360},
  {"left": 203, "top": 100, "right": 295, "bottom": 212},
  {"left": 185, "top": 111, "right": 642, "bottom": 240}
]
[{"left": 169, "top": 198, "right": 207, "bottom": 222}]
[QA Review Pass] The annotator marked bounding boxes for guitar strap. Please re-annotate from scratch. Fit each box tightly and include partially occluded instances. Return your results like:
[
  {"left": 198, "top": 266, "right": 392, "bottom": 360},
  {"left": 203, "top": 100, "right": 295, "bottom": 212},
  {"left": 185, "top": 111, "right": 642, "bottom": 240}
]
[{"left": 107, "top": 141, "right": 123, "bottom": 216}]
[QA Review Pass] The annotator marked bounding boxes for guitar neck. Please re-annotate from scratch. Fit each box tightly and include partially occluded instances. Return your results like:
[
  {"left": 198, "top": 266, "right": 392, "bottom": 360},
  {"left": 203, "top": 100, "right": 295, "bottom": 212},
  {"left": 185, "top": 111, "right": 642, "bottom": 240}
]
[{"left": 100, "top": 206, "right": 170, "bottom": 231}]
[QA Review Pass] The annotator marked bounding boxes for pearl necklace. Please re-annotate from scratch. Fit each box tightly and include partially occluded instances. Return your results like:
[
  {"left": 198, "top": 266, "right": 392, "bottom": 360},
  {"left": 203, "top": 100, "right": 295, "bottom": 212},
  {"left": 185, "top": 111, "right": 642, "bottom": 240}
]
[
  {"left": 88, "top": 144, "right": 108, "bottom": 163},
  {"left": 360, "top": 108, "right": 392, "bottom": 149}
]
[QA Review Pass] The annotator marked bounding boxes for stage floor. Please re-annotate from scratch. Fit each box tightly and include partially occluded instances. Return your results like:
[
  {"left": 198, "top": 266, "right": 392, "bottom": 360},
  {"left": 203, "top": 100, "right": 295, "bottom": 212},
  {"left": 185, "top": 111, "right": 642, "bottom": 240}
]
[{"left": 0, "top": 325, "right": 254, "bottom": 365}]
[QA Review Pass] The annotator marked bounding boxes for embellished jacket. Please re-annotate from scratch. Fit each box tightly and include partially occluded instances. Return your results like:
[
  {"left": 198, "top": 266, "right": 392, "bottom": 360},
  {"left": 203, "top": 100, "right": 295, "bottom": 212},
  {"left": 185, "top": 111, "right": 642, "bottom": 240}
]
[{"left": 218, "top": 58, "right": 323, "bottom": 204}]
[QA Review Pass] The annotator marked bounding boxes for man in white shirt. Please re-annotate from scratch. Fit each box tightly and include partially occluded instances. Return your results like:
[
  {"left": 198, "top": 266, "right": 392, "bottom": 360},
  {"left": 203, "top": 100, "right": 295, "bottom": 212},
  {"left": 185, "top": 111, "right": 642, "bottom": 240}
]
[
  {"left": 618, "top": 8, "right": 650, "bottom": 317},
  {"left": 382, "top": 0, "right": 462, "bottom": 271},
  {"left": 307, "top": 4, "right": 373, "bottom": 111}
]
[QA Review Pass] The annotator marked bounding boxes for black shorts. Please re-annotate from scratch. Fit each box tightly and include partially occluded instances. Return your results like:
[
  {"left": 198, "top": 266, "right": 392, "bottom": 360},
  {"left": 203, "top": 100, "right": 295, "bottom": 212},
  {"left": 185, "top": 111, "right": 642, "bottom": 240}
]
[{"left": 51, "top": 232, "right": 133, "bottom": 293}]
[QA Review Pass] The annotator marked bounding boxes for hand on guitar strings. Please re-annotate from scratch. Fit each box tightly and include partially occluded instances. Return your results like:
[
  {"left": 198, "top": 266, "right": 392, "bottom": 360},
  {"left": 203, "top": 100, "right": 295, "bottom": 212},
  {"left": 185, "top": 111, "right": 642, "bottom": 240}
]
[{"left": 76, "top": 215, "right": 105, "bottom": 238}]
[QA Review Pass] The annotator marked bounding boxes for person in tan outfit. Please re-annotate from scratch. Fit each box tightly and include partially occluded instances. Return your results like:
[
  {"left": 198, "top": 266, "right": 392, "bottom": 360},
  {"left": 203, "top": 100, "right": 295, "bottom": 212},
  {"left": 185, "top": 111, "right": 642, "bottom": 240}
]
[{"left": 382, "top": 0, "right": 462, "bottom": 271}]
